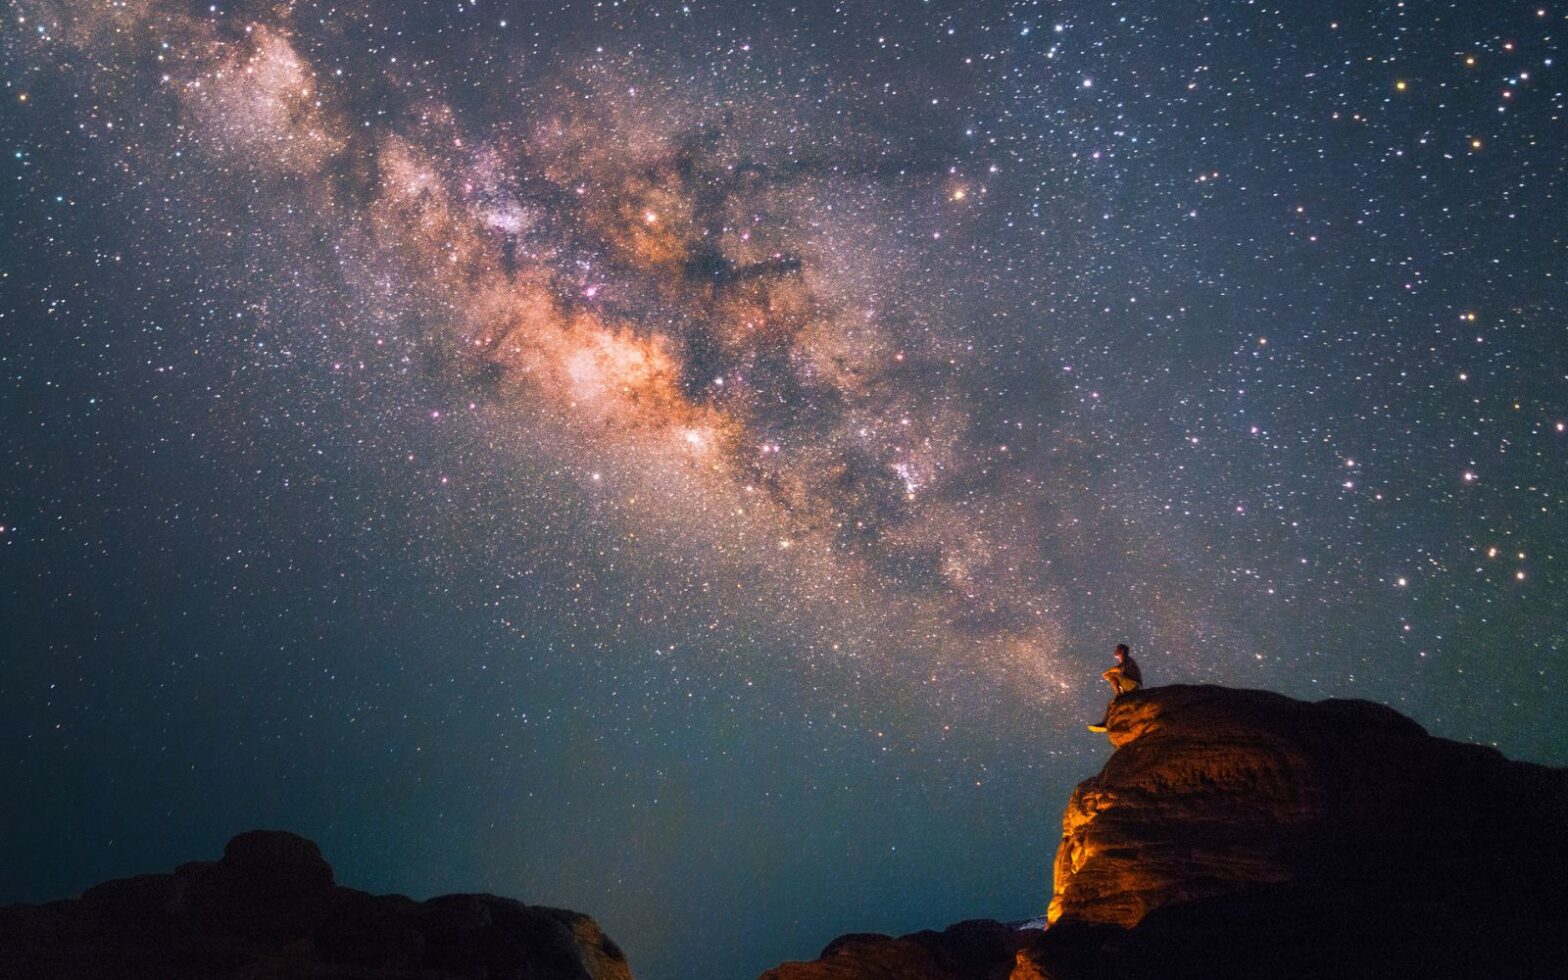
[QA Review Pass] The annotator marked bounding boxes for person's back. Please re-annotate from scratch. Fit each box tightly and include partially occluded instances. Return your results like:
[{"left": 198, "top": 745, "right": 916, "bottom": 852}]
[{"left": 1119, "top": 651, "right": 1142, "bottom": 689}]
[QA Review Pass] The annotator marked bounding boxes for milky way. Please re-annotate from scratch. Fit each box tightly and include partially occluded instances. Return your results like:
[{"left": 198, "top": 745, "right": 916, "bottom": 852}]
[{"left": 3, "top": 3, "right": 1565, "bottom": 979}]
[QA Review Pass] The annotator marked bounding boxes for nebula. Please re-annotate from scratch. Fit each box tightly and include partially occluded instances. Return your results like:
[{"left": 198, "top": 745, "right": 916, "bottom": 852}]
[{"left": 9, "top": 0, "right": 1079, "bottom": 702}]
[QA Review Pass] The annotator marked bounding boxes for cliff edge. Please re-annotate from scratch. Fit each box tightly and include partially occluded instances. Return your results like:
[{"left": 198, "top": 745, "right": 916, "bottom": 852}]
[{"left": 1028, "top": 684, "right": 1568, "bottom": 978}]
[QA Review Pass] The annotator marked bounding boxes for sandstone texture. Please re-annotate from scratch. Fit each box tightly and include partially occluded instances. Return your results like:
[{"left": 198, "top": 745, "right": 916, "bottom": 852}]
[
  {"left": 0, "top": 830, "right": 632, "bottom": 980},
  {"left": 1026, "top": 684, "right": 1568, "bottom": 978}
]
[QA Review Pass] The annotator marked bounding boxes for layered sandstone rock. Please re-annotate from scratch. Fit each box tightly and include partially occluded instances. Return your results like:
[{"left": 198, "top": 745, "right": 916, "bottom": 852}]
[
  {"left": 1048, "top": 685, "right": 1566, "bottom": 928},
  {"left": 1026, "top": 684, "right": 1568, "bottom": 978},
  {"left": 0, "top": 830, "right": 632, "bottom": 980}
]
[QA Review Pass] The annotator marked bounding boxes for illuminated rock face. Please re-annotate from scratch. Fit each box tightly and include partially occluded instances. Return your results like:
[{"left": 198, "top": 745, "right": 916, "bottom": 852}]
[
  {"left": 0, "top": 831, "right": 634, "bottom": 980},
  {"left": 1030, "top": 684, "right": 1568, "bottom": 979},
  {"left": 1049, "top": 685, "right": 1435, "bottom": 927}
]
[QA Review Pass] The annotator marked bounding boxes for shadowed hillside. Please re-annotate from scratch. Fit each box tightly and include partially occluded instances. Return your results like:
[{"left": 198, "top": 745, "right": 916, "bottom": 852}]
[{"left": 0, "top": 830, "right": 633, "bottom": 980}]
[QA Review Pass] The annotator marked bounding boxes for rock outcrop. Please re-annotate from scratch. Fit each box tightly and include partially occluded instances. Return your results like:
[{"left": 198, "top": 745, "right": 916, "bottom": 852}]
[
  {"left": 763, "top": 685, "right": 1568, "bottom": 980},
  {"left": 0, "top": 830, "right": 633, "bottom": 980},
  {"left": 1026, "top": 684, "right": 1568, "bottom": 979}
]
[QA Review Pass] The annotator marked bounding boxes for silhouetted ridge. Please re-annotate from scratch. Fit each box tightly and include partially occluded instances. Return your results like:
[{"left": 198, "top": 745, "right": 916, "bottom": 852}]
[{"left": 0, "top": 830, "right": 633, "bottom": 980}]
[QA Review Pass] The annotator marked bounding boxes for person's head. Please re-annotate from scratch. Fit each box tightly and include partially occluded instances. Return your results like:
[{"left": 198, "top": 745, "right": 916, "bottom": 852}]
[{"left": 1114, "top": 643, "right": 1130, "bottom": 660}]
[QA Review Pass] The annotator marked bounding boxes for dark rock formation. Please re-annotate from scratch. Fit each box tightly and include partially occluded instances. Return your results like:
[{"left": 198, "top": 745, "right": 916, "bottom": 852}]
[
  {"left": 762, "top": 685, "right": 1568, "bottom": 980},
  {"left": 759, "top": 919, "right": 1028, "bottom": 980},
  {"left": 1024, "top": 684, "right": 1568, "bottom": 979},
  {"left": 0, "top": 830, "right": 632, "bottom": 980}
]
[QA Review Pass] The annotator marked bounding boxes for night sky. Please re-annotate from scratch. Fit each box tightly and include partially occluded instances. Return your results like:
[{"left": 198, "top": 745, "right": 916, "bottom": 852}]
[{"left": 2, "top": 2, "right": 1565, "bottom": 978}]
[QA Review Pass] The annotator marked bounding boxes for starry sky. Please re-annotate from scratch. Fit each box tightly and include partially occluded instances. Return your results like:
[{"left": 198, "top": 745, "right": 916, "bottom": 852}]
[{"left": 1, "top": 2, "right": 1564, "bottom": 978}]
